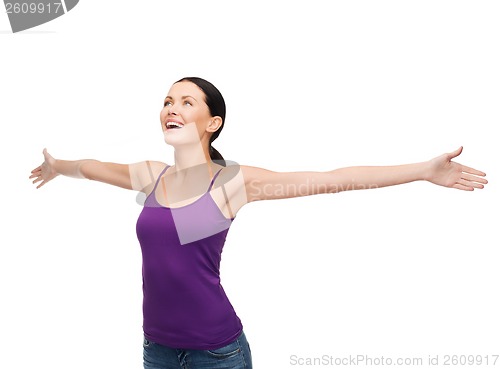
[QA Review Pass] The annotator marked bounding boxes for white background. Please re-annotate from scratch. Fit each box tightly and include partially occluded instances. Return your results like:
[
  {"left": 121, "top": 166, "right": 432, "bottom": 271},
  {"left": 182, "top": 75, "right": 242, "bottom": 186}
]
[{"left": 1, "top": 1, "right": 499, "bottom": 368}]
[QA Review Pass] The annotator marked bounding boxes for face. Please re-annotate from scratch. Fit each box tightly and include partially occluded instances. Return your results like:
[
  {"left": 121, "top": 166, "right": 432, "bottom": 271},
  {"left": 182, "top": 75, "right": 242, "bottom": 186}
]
[{"left": 160, "top": 81, "right": 221, "bottom": 148}]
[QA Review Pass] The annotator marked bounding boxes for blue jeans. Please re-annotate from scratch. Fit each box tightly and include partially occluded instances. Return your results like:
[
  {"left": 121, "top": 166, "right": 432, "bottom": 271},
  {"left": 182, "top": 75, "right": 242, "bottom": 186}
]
[{"left": 143, "top": 331, "right": 252, "bottom": 369}]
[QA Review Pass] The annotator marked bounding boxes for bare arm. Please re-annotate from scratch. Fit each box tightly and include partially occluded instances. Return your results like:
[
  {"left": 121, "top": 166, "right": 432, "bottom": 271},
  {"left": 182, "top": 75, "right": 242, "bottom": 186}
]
[
  {"left": 240, "top": 147, "right": 487, "bottom": 202},
  {"left": 29, "top": 148, "right": 165, "bottom": 192}
]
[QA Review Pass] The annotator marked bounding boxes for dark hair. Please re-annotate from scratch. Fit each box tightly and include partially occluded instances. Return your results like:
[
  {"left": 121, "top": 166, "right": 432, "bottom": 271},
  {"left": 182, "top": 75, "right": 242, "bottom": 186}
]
[{"left": 176, "top": 77, "right": 226, "bottom": 165}]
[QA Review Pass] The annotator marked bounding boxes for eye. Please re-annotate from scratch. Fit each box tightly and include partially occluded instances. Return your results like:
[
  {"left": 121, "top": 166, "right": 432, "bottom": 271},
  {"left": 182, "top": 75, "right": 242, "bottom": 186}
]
[
  {"left": 184, "top": 100, "right": 192, "bottom": 106},
  {"left": 164, "top": 101, "right": 172, "bottom": 107}
]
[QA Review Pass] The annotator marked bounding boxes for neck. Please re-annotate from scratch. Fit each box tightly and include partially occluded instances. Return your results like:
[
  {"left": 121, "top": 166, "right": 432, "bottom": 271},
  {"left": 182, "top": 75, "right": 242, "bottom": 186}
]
[{"left": 171, "top": 142, "right": 214, "bottom": 177}]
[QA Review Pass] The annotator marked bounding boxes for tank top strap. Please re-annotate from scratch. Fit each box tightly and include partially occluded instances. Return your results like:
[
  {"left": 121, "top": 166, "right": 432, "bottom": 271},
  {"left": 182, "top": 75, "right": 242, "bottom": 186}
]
[
  {"left": 207, "top": 168, "right": 224, "bottom": 192},
  {"left": 151, "top": 165, "right": 170, "bottom": 193}
]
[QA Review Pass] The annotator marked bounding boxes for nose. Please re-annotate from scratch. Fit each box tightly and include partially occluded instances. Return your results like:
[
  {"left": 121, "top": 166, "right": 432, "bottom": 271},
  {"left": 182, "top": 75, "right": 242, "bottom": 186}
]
[{"left": 167, "top": 106, "right": 178, "bottom": 116}]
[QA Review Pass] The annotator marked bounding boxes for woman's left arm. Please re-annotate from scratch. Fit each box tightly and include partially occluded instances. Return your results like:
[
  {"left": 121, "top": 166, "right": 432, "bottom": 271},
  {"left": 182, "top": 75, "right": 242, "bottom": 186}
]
[{"left": 241, "top": 146, "right": 487, "bottom": 202}]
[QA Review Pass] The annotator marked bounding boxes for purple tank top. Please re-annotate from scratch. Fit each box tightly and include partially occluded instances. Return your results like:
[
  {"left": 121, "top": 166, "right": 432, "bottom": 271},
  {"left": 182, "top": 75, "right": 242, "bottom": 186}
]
[{"left": 136, "top": 165, "right": 243, "bottom": 350}]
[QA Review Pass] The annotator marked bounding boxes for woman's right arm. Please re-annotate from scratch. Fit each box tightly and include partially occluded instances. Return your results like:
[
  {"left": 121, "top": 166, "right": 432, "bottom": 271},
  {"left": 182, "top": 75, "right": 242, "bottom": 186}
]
[{"left": 30, "top": 148, "right": 165, "bottom": 192}]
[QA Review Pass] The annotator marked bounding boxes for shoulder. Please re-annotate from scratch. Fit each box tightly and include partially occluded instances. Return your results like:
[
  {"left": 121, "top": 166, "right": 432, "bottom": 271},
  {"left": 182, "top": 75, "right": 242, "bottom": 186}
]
[
  {"left": 214, "top": 164, "right": 275, "bottom": 186},
  {"left": 129, "top": 160, "right": 169, "bottom": 192},
  {"left": 213, "top": 162, "right": 244, "bottom": 182},
  {"left": 238, "top": 165, "right": 275, "bottom": 183},
  {"left": 211, "top": 163, "right": 264, "bottom": 200},
  {"left": 146, "top": 160, "right": 170, "bottom": 176}
]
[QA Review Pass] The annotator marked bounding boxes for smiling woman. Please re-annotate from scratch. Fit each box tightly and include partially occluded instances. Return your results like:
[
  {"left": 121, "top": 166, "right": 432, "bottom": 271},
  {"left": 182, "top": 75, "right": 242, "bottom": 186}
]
[
  {"left": 161, "top": 77, "right": 227, "bottom": 166},
  {"left": 29, "top": 77, "right": 488, "bottom": 369}
]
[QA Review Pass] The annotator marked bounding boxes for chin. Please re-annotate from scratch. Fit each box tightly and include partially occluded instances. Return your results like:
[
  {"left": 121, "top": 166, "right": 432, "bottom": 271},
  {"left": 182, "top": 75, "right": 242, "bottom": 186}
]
[
  {"left": 163, "top": 135, "right": 188, "bottom": 149},
  {"left": 163, "top": 133, "right": 175, "bottom": 146}
]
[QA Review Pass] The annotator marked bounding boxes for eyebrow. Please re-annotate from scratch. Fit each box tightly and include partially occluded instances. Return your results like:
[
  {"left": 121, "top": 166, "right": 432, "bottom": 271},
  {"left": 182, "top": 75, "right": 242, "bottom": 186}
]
[{"left": 164, "top": 95, "right": 198, "bottom": 102}]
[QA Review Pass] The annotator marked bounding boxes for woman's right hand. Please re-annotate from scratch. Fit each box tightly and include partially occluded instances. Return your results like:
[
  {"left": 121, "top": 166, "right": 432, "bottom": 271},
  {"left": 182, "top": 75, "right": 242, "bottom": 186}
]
[{"left": 29, "top": 148, "right": 59, "bottom": 189}]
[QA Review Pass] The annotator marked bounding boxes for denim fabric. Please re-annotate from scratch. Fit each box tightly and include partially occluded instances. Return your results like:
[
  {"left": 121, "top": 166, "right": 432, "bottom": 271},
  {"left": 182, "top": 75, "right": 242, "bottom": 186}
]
[{"left": 143, "top": 331, "right": 252, "bottom": 369}]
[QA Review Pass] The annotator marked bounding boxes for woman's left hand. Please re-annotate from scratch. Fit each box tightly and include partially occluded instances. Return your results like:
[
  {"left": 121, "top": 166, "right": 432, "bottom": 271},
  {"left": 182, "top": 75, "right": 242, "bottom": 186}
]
[{"left": 426, "top": 146, "right": 488, "bottom": 191}]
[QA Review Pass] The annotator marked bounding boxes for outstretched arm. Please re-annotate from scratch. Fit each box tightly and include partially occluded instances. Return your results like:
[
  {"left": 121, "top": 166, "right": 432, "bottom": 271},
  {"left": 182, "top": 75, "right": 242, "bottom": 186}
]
[
  {"left": 239, "top": 147, "right": 487, "bottom": 202},
  {"left": 29, "top": 148, "right": 166, "bottom": 191}
]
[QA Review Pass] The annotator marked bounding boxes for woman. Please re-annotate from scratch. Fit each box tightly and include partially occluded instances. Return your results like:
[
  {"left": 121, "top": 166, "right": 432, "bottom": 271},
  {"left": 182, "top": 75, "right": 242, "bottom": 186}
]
[{"left": 29, "top": 77, "right": 488, "bottom": 369}]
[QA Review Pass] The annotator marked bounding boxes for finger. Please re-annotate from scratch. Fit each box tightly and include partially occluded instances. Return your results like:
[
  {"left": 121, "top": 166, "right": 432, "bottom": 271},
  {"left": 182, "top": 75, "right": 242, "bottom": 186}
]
[
  {"left": 457, "top": 178, "right": 484, "bottom": 189},
  {"left": 36, "top": 181, "right": 45, "bottom": 189},
  {"left": 31, "top": 166, "right": 41, "bottom": 173},
  {"left": 448, "top": 146, "right": 463, "bottom": 160},
  {"left": 32, "top": 177, "right": 42, "bottom": 184},
  {"left": 460, "top": 164, "right": 486, "bottom": 177},
  {"left": 461, "top": 173, "right": 488, "bottom": 184},
  {"left": 461, "top": 179, "right": 484, "bottom": 189},
  {"left": 453, "top": 183, "right": 474, "bottom": 191}
]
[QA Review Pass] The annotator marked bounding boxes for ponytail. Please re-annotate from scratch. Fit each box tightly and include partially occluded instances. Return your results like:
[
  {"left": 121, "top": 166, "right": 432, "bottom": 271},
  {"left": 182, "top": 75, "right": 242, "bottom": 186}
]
[{"left": 209, "top": 145, "right": 225, "bottom": 166}]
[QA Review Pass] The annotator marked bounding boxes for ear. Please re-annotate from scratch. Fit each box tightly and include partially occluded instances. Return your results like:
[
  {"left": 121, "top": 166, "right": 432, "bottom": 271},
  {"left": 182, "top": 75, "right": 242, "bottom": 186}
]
[{"left": 206, "top": 116, "right": 223, "bottom": 133}]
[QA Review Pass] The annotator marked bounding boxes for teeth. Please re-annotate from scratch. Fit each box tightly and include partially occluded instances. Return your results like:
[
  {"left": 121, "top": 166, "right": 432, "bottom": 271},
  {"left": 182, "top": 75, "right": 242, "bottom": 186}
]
[{"left": 166, "top": 121, "right": 184, "bottom": 129}]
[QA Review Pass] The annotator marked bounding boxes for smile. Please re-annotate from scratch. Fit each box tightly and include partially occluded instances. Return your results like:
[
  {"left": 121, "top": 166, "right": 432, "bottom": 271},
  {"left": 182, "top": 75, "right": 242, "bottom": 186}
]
[{"left": 166, "top": 121, "right": 184, "bottom": 130}]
